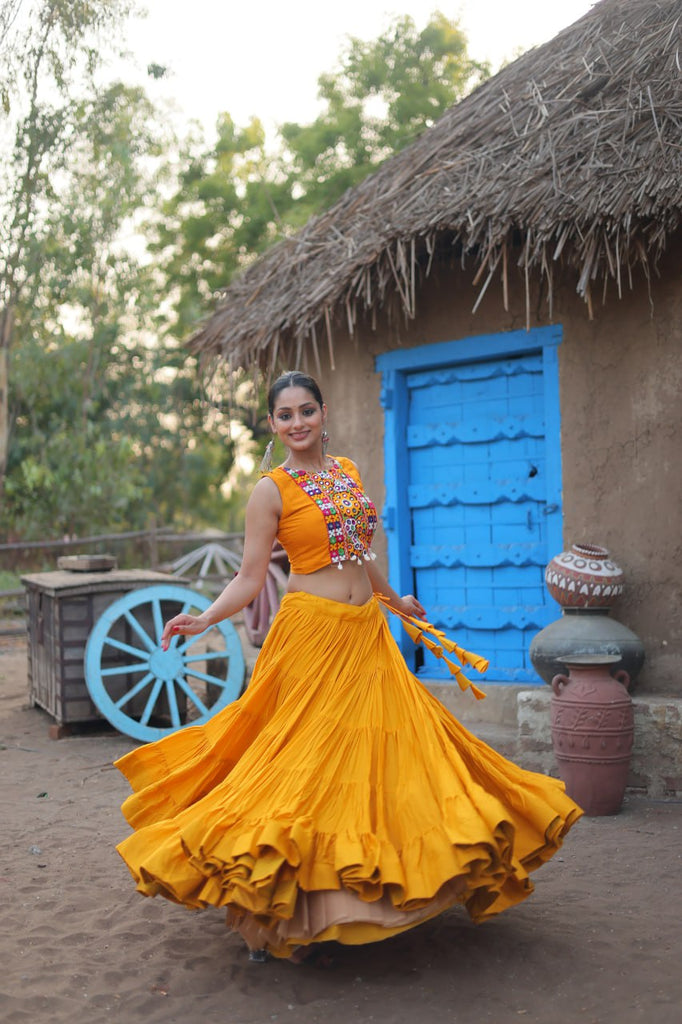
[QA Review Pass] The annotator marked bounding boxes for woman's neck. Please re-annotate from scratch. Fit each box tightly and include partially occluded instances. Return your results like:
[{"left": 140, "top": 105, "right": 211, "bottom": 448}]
[{"left": 283, "top": 451, "right": 330, "bottom": 473}]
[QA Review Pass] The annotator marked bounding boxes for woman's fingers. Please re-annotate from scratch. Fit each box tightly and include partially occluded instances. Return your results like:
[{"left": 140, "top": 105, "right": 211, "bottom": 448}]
[
  {"left": 402, "top": 595, "right": 427, "bottom": 619},
  {"left": 161, "top": 614, "right": 202, "bottom": 650}
]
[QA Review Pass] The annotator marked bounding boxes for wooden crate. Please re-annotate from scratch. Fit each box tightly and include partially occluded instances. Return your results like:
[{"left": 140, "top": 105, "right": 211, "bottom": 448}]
[{"left": 21, "top": 569, "right": 184, "bottom": 726}]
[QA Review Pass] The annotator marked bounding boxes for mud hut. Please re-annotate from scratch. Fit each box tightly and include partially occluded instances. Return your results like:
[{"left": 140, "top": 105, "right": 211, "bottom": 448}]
[{"left": 189, "top": 0, "right": 682, "bottom": 791}]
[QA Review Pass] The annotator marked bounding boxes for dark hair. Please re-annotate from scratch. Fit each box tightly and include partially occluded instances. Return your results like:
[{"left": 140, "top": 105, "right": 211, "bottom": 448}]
[{"left": 267, "top": 370, "right": 324, "bottom": 415}]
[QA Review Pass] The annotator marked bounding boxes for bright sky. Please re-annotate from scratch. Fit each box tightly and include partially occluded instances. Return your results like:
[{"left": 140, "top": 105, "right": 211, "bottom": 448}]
[{"left": 124, "top": 0, "right": 596, "bottom": 138}]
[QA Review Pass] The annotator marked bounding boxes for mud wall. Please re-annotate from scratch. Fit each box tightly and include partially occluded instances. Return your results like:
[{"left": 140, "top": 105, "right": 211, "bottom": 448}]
[{"left": 310, "top": 238, "right": 682, "bottom": 695}]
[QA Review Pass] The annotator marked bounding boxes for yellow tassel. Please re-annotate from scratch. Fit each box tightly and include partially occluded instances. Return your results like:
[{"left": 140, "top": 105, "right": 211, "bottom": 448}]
[{"left": 375, "top": 594, "right": 488, "bottom": 700}]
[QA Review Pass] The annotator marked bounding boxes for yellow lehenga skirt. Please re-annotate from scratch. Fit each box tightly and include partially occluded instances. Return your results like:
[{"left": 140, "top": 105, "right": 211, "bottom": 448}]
[{"left": 115, "top": 592, "right": 582, "bottom": 958}]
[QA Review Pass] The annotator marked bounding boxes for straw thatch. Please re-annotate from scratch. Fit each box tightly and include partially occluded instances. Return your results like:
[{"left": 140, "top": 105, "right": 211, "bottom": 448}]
[{"left": 190, "top": 0, "right": 682, "bottom": 372}]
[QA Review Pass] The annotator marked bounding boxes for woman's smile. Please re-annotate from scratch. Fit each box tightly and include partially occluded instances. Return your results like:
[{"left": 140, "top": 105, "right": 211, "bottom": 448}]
[{"left": 269, "top": 385, "right": 327, "bottom": 459}]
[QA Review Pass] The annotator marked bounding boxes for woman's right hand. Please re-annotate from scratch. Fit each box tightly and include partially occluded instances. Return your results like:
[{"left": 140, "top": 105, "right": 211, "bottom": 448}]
[{"left": 161, "top": 613, "right": 209, "bottom": 650}]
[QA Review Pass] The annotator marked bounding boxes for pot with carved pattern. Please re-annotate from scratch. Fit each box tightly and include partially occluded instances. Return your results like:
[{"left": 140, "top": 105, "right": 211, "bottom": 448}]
[
  {"left": 530, "top": 543, "right": 644, "bottom": 689},
  {"left": 551, "top": 655, "right": 634, "bottom": 816},
  {"left": 545, "top": 543, "right": 624, "bottom": 609}
]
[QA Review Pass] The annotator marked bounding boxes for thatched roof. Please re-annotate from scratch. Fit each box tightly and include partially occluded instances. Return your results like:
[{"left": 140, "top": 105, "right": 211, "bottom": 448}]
[{"left": 190, "top": 0, "right": 682, "bottom": 371}]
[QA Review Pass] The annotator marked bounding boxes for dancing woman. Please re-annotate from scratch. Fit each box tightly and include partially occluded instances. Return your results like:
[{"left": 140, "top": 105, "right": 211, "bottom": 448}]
[{"left": 115, "top": 370, "right": 581, "bottom": 961}]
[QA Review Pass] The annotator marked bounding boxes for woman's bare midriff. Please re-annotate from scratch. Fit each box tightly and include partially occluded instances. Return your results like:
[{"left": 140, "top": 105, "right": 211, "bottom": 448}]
[{"left": 287, "top": 561, "right": 373, "bottom": 606}]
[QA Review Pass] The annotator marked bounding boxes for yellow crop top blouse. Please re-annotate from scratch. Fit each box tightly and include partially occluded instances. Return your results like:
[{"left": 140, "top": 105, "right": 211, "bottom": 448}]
[{"left": 263, "top": 456, "right": 378, "bottom": 575}]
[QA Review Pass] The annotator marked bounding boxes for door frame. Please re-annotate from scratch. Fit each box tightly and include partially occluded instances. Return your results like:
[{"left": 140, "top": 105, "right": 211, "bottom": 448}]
[{"left": 375, "top": 326, "right": 563, "bottom": 667}]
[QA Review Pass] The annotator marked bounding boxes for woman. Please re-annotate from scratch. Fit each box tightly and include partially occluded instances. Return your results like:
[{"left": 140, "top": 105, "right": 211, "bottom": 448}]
[{"left": 115, "top": 370, "right": 581, "bottom": 963}]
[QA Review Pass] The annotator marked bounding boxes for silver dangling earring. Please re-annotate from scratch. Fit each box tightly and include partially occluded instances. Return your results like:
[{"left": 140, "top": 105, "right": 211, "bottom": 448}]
[
  {"left": 260, "top": 438, "right": 275, "bottom": 473},
  {"left": 321, "top": 430, "right": 329, "bottom": 457}
]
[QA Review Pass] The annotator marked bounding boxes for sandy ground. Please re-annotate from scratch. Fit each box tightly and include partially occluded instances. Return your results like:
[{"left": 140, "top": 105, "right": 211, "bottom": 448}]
[{"left": 1, "top": 629, "right": 681, "bottom": 1024}]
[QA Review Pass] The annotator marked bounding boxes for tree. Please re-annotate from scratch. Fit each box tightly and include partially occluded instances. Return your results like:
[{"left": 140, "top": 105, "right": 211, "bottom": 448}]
[
  {"left": 5, "top": 328, "right": 238, "bottom": 538},
  {"left": 150, "top": 114, "right": 291, "bottom": 345},
  {"left": 0, "top": 0, "right": 134, "bottom": 500},
  {"left": 1, "top": 70, "right": 242, "bottom": 539},
  {"left": 280, "top": 12, "right": 489, "bottom": 224},
  {"left": 2, "top": 77, "right": 159, "bottom": 537},
  {"left": 157, "top": 12, "right": 489, "bottom": 346},
  {"left": 0, "top": 7, "right": 491, "bottom": 540}
]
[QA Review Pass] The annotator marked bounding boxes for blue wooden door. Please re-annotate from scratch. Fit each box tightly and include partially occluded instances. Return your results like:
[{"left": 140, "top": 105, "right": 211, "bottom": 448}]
[{"left": 377, "top": 328, "right": 563, "bottom": 684}]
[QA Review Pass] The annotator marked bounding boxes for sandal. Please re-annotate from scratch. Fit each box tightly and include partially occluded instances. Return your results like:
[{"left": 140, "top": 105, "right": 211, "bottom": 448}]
[{"left": 248, "top": 948, "right": 271, "bottom": 963}]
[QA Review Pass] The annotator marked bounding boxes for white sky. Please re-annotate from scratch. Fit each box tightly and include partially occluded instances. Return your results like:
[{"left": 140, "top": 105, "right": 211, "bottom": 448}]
[{"left": 123, "top": 0, "right": 596, "bottom": 138}]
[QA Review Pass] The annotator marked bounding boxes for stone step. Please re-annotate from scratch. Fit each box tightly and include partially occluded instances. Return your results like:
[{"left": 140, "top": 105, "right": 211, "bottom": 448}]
[{"left": 461, "top": 720, "right": 520, "bottom": 760}]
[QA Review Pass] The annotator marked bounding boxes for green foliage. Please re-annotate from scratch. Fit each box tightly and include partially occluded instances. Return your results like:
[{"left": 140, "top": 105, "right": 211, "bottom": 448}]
[
  {"left": 0, "top": 0, "right": 139, "bottom": 498},
  {"left": 149, "top": 113, "right": 291, "bottom": 342},
  {"left": 156, "top": 11, "right": 489, "bottom": 333},
  {"left": 0, "top": 6, "right": 490, "bottom": 544},
  {"left": 287, "top": 14, "right": 483, "bottom": 210},
  {"left": 0, "top": 5, "right": 240, "bottom": 541},
  {"left": 278, "top": 13, "right": 488, "bottom": 223},
  {"left": 0, "top": 569, "right": 21, "bottom": 591},
  {"left": 3, "top": 329, "right": 236, "bottom": 538}
]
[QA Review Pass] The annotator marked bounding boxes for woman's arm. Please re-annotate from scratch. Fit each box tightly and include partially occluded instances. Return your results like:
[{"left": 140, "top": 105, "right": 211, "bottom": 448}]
[
  {"left": 161, "top": 477, "right": 281, "bottom": 649},
  {"left": 365, "top": 560, "right": 426, "bottom": 620}
]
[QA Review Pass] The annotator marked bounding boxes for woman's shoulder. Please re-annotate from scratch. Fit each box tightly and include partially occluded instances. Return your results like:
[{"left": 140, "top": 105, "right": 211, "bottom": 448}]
[
  {"left": 251, "top": 473, "right": 283, "bottom": 504},
  {"left": 255, "top": 468, "right": 303, "bottom": 510}
]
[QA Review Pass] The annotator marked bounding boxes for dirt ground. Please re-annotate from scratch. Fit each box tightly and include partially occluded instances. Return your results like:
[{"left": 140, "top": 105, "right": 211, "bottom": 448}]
[{"left": 1, "top": 629, "right": 680, "bottom": 1024}]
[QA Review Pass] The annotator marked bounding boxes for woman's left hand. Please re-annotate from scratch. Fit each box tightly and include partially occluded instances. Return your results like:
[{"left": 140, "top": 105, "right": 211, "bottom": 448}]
[{"left": 399, "top": 594, "right": 427, "bottom": 619}]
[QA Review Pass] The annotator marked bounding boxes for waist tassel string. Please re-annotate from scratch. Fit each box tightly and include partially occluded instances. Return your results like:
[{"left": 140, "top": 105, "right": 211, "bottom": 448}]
[{"left": 375, "top": 594, "right": 489, "bottom": 701}]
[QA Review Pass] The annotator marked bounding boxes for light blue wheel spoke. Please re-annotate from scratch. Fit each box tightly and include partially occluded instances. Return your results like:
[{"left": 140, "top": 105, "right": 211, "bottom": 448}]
[
  {"left": 115, "top": 672, "right": 155, "bottom": 710},
  {"left": 178, "top": 631, "right": 209, "bottom": 654},
  {"left": 139, "top": 678, "right": 164, "bottom": 725},
  {"left": 184, "top": 667, "right": 231, "bottom": 689},
  {"left": 183, "top": 650, "right": 229, "bottom": 664},
  {"left": 173, "top": 675, "right": 210, "bottom": 716},
  {"left": 165, "top": 680, "right": 182, "bottom": 729},
  {"left": 101, "top": 662, "right": 149, "bottom": 678},
  {"left": 103, "top": 635, "right": 150, "bottom": 660},
  {"left": 123, "top": 610, "right": 157, "bottom": 653}
]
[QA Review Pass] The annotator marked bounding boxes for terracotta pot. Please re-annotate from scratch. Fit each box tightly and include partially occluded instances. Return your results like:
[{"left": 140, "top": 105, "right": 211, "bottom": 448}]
[
  {"left": 551, "top": 655, "right": 634, "bottom": 816},
  {"left": 545, "top": 543, "right": 624, "bottom": 609}
]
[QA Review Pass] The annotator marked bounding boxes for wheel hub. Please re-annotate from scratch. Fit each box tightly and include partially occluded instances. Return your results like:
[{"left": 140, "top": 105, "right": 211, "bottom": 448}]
[{"left": 149, "top": 647, "right": 184, "bottom": 682}]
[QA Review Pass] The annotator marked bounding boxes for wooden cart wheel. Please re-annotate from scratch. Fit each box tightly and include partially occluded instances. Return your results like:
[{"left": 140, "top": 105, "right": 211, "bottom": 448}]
[{"left": 85, "top": 584, "right": 245, "bottom": 741}]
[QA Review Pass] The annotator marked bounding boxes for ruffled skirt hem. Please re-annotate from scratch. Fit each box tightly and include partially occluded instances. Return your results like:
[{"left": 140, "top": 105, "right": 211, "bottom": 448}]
[{"left": 115, "top": 592, "right": 581, "bottom": 956}]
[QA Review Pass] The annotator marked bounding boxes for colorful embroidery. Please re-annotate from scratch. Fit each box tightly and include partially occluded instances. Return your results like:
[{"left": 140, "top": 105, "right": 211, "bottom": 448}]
[{"left": 283, "top": 461, "right": 377, "bottom": 567}]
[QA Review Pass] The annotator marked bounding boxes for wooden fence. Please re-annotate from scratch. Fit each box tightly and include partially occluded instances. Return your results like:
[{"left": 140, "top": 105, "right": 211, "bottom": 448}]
[{"left": 0, "top": 527, "right": 246, "bottom": 622}]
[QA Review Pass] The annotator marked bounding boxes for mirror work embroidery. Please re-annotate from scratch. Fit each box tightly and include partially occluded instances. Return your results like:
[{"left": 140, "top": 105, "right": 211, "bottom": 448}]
[{"left": 283, "top": 462, "right": 378, "bottom": 568}]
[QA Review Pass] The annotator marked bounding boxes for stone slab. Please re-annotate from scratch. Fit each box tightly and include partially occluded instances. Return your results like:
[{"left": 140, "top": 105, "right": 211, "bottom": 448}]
[{"left": 516, "top": 688, "right": 682, "bottom": 798}]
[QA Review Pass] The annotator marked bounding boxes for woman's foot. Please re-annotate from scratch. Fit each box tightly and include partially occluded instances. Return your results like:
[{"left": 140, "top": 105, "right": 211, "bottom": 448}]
[{"left": 290, "top": 943, "right": 334, "bottom": 968}]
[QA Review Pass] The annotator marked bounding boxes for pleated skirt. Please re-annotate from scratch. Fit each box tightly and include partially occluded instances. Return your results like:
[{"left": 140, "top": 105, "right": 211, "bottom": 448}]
[{"left": 115, "top": 592, "right": 582, "bottom": 957}]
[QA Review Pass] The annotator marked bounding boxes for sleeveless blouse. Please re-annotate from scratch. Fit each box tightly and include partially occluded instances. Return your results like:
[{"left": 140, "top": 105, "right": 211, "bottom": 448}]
[{"left": 263, "top": 456, "right": 377, "bottom": 575}]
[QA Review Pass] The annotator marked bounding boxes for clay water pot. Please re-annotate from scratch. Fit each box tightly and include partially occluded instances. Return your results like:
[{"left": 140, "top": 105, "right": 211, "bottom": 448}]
[
  {"left": 545, "top": 543, "right": 624, "bottom": 609},
  {"left": 529, "top": 608, "right": 645, "bottom": 689},
  {"left": 551, "top": 655, "right": 634, "bottom": 816}
]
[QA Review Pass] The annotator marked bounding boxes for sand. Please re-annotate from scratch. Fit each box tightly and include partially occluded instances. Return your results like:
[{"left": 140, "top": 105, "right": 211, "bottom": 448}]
[{"left": 1, "top": 629, "right": 680, "bottom": 1024}]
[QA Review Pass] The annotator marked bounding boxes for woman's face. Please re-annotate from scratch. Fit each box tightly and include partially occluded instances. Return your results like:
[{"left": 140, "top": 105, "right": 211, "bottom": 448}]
[{"left": 269, "top": 385, "right": 327, "bottom": 456}]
